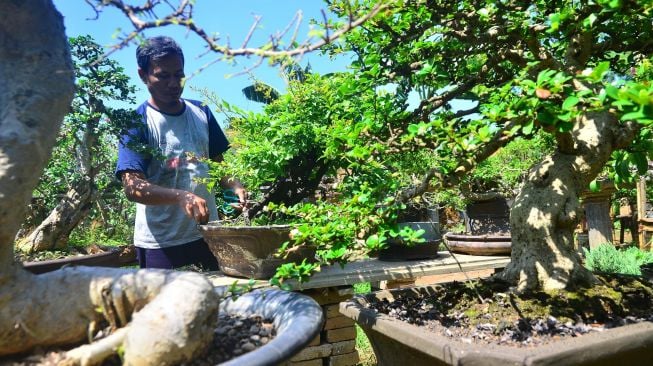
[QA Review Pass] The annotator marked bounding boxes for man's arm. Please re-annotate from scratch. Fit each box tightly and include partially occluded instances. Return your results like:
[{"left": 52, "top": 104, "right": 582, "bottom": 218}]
[{"left": 121, "top": 170, "right": 211, "bottom": 224}]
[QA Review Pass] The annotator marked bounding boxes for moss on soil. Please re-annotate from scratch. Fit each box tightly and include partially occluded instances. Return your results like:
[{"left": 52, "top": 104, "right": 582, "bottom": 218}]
[{"left": 426, "top": 274, "right": 653, "bottom": 327}]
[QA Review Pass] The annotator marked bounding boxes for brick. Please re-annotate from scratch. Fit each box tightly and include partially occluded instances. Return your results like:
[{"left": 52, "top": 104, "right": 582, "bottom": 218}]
[
  {"left": 304, "top": 286, "right": 354, "bottom": 305},
  {"left": 324, "top": 304, "right": 342, "bottom": 318},
  {"left": 307, "top": 334, "right": 321, "bottom": 347},
  {"left": 325, "top": 326, "right": 356, "bottom": 342},
  {"left": 288, "top": 359, "right": 323, "bottom": 366},
  {"left": 291, "top": 343, "right": 332, "bottom": 362},
  {"left": 331, "top": 340, "right": 356, "bottom": 355},
  {"left": 324, "top": 315, "right": 355, "bottom": 330},
  {"left": 328, "top": 350, "right": 360, "bottom": 366}
]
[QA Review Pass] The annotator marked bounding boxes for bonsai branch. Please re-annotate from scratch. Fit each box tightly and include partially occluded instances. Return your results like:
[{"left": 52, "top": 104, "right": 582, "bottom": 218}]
[{"left": 88, "top": 0, "right": 391, "bottom": 68}]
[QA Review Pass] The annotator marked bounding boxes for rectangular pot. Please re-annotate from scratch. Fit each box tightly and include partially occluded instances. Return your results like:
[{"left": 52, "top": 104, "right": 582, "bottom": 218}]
[{"left": 339, "top": 285, "right": 653, "bottom": 366}]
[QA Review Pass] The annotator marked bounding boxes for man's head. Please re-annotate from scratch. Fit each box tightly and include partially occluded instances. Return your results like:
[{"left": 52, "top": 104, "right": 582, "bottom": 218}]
[{"left": 137, "top": 36, "right": 185, "bottom": 111}]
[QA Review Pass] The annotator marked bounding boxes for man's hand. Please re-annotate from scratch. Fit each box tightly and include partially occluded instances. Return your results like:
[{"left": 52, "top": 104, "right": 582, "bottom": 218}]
[
  {"left": 231, "top": 186, "right": 249, "bottom": 212},
  {"left": 122, "top": 170, "right": 210, "bottom": 224},
  {"left": 178, "top": 191, "right": 209, "bottom": 224}
]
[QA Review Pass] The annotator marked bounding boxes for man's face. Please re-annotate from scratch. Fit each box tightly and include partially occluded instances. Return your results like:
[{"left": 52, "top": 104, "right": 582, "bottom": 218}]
[{"left": 139, "top": 54, "right": 185, "bottom": 107}]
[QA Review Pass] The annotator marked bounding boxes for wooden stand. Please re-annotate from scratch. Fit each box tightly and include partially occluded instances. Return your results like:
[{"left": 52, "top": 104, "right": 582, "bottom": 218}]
[
  {"left": 581, "top": 180, "right": 615, "bottom": 248},
  {"left": 637, "top": 177, "right": 653, "bottom": 251}
]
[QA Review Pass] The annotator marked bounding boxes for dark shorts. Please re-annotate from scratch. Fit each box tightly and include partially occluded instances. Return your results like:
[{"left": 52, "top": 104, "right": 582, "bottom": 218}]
[{"left": 135, "top": 238, "right": 219, "bottom": 271}]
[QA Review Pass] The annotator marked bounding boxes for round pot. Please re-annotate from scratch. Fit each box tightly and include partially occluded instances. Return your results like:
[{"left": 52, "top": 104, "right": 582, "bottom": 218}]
[
  {"left": 443, "top": 232, "right": 511, "bottom": 256},
  {"left": 217, "top": 288, "right": 324, "bottom": 366},
  {"left": 199, "top": 223, "right": 316, "bottom": 279},
  {"left": 378, "top": 222, "right": 442, "bottom": 261}
]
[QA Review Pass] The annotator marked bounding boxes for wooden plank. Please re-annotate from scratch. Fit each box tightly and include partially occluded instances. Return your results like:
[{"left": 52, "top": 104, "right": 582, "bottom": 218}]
[
  {"left": 205, "top": 252, "right": 510, "bottom": 291},
  {"left": 585, "top": 199, "right": 614, "bottom": 248}
]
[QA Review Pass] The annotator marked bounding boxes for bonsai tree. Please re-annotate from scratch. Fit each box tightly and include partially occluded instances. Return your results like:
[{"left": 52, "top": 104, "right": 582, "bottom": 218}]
[
  {"left": 204, "top": 0, "right": 653, "bottom": 292},
  {"left": 320, "top": 0, "right": 653, "bottom": 292},
  {"left": 16, "top": 35, "right": 137, "bottom": 254}
]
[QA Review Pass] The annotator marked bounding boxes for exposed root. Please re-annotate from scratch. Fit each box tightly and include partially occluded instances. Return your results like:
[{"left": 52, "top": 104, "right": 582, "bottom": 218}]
[
  {"left": 62, "top": 327, "right": 128, "bottom": 366},
  {"left": 1, "top": 267, "right": 219, "bottom": 366}
]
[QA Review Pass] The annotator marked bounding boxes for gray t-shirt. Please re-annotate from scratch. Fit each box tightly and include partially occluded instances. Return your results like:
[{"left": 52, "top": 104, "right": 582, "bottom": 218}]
[{"left": 116, "top": 99, "right": 229, "bottom": 249}]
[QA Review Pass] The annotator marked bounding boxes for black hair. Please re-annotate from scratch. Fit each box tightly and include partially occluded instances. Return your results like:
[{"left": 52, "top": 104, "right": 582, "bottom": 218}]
[{"left": 136, "top": 36, "right": 184, "bottom": 72}]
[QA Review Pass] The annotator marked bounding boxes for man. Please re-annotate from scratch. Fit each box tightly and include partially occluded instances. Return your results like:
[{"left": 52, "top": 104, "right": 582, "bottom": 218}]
[{"left": 116, "top": 36, "right": 246, "bottom": 270}]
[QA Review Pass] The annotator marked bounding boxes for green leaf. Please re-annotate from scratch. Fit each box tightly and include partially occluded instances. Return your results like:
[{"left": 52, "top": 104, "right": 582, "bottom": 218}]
[
  {"left": 583, "top": 13, "right": 598, "bottom": 28},
  {"left": 605, "top": 85, "right": 621, "bottom": 100},
  {"left": 562, "top": 96, "right": 580, "bottom": 110},
  {"left": 632, "top": 152, "right": 648, "bottom": 175},
  {"left": 621, "top": 109, "right": 646, "bottom": 121},
  {"left": 589, "top": 62, "right": 610, "bottom": 81},
  {"left": 589, "top": 180, "right": 600, "bottom": 192}
]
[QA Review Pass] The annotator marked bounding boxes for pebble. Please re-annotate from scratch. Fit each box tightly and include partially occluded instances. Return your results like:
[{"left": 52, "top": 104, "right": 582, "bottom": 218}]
[{"left": 185, "top": 314, "right": 276, "bottom": 366}]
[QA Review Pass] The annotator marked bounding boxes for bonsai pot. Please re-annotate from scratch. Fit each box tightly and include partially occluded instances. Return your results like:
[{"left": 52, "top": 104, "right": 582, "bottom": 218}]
[
  {"left": 443, "top": 232, "right": 511, "bottom": 256},
  {"left": 199, "top": 223, "right": 316, "bottom": 279},
  {"left": 217, "top": 287, "right": 324, "bottom": 366},
  {"left": 339, "top": 285, "right": 653, "bottom": 366},
  {"left": 22, "top": 245, "right": 137, "bottom": 274},
  {"left": 378, "top": 222, "right": 441, "bottom": 261}
]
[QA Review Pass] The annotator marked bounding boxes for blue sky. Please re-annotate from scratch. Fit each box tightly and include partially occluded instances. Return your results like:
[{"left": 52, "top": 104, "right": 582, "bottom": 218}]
[{"left": 52, "top": 0, "right": 352, "bottom": 118}]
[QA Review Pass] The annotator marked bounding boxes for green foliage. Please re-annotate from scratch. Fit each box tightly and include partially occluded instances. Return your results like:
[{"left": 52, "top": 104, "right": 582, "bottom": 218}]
[
  {"left": 466, "top": 133, "right": 555, "bottom": 197},
  {"left": 584, "top": 244, "right": 653, "bottom": 275}
]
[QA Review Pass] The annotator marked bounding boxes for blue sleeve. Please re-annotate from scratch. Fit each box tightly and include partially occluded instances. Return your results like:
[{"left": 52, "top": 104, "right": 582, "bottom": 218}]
[
  {"left": 203, "top": 105, "right": 230, "bottom": 159},
  {"left": 115, "top": 103, "right": 150, "bottom": 180}
]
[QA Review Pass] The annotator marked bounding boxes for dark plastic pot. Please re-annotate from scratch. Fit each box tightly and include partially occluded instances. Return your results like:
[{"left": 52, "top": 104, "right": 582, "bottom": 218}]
[
  {"left": 378, "top": 222, "right": 442, "bottom": 261},
  {"left": 443, "top": 232, "right": 511, "bottom": 256},
  {"left": 217, "top": 288, "right": 324, "bottom": 366},
  {"left": 340, "top": 285, "right": 653, "bottom": 366},
  {"left": 199, "top": 223, "right": 316, "bottom": 279},
  {"left": 22, "top": 246, "right": 137, "bottom": 274}
]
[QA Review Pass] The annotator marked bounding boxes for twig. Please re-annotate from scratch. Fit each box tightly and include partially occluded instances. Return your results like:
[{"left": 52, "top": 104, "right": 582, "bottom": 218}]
[{"left": 436, "top": 224, "right": 487, "bottom": 304}]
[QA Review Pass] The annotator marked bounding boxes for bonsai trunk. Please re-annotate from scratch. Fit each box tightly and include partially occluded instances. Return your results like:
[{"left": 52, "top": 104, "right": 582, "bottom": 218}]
[
  {"left": 247, "top": 149, "right": 328, "bottom": 219},
  {"left": 1, "top": 2, "right": 220, "bottom": 364},
  {"left": 17, "top": 178, "right": 99, "bottom": 252},
  {"left": 499, "top": 111, "right": 638, "bottom": 291}
]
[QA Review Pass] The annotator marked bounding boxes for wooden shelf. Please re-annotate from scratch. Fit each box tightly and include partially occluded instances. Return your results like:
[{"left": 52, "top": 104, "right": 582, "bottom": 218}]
[{"left": 205, "top": 252, "right": 510, "bottom": 291}]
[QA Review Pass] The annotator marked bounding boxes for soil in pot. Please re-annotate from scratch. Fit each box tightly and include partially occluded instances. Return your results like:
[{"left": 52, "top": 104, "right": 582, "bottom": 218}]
[{"left": 364, "top": 274, "right": 653, "bottom": 348}]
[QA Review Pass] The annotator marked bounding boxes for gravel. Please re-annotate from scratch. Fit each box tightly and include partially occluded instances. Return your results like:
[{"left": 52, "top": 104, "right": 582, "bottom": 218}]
[{"left": 185, "top": 313, "right": 276, "bottom": 365}]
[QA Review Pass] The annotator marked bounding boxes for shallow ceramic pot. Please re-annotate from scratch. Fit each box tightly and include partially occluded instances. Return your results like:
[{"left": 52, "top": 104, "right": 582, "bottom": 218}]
[
  {"left": 199, "top": 223, "right": 315, "bottom": 279},
  {"left": 443, "top": 232, "right": 511, "bottom": 256},
  {"left": 340, "top": 285, "right": 653, "bottom": 366},
  {"left": 217, "top": 288, "right": 324, "bottom": 366}
]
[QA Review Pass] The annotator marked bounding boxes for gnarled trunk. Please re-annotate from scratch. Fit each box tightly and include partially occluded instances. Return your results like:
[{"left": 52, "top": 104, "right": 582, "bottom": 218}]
[
  {"left": 17, "top": 178, "right": 99, "bottom": 252},
  {"left": 499, "top": 111, "right": 638, "bottom": 291}
]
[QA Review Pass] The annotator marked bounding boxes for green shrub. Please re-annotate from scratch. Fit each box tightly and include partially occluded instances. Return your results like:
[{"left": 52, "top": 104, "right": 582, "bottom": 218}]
[{"left": 583, "top": 244, "right": 653, "bottom": 275}]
